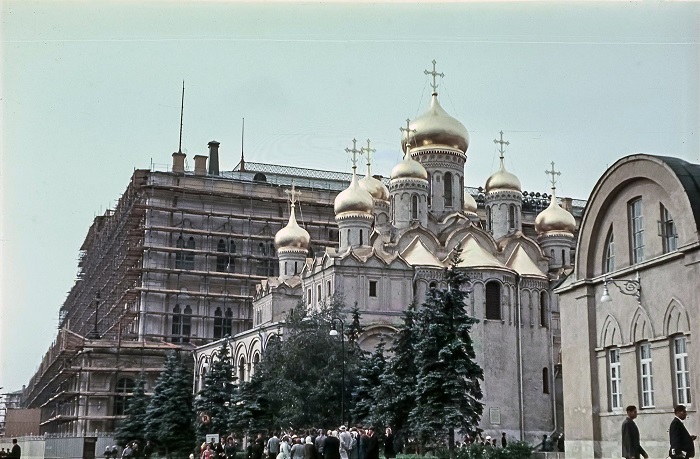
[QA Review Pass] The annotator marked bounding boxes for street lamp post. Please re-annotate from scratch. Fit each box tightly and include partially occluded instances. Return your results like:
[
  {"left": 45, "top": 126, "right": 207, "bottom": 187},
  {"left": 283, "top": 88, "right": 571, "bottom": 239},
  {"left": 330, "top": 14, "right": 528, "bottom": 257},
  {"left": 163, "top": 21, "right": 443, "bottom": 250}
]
[
  {"left": 600, "top": 272, "right": 642, "bottom": 304},
  {"left": 329, "top": 317, "right": 345, "bottom": 426}
]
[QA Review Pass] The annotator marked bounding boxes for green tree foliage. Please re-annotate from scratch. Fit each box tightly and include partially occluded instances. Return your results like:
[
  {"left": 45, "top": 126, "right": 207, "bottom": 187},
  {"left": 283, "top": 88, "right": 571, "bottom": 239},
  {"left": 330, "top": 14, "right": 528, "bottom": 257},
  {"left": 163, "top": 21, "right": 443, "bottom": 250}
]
[
  {"left": 409, "top": 248, "right": 484, "bottom": 458},
  {"left": 232, "top": 296, "right": 362, "bottom": 429},
  {"left": 146, "top": 352, "right": 196, "bottom": 458},
  {"left": 346, "top": 303, "right": 364, "bottom": 344},
  {"left": 114, "top": 375, "right": 149, "bottom": 446},
  {"left": 351, "top": 338, "right": 386, "bottom": 427},
  {"left": 195, "top": 340, "right": 236, "bottom": 438},
  {"left": 374, "top": 303, "right": 419, "bottom": 433}
]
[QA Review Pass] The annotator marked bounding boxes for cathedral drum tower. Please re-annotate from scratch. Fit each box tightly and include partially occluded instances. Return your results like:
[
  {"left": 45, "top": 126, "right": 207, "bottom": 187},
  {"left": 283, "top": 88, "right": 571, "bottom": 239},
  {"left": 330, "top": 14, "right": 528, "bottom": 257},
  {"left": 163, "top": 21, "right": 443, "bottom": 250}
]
[{"left": 401, "top": 61, "right": 470, "bottom": 220}]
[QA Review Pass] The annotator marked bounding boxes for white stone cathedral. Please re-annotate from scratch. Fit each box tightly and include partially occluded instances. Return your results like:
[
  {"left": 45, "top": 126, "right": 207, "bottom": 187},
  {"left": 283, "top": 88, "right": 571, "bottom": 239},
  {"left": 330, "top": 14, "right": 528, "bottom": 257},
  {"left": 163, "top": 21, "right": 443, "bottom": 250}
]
[{"left": 194, "top": 64, "right": 580, "bottom": 441}]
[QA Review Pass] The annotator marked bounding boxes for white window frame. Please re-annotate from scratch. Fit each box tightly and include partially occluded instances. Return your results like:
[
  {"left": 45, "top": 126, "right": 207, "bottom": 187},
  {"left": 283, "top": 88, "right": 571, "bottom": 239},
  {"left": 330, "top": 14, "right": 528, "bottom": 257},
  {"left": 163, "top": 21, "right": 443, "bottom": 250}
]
[
  {"left": 674, "top": 336, "right": 691, "bottom": 405},
  {"left": 609, "top": 348, "right": 623, "bottom": 410},
  {"left": 629, "top": 199, "right": 645, "bottom": 264},
  {"left": 604, "top": 228, "right": 615, "bottom": 273},
  {"left": 639, "top": 342, "right": 655, "bottom": 408}
]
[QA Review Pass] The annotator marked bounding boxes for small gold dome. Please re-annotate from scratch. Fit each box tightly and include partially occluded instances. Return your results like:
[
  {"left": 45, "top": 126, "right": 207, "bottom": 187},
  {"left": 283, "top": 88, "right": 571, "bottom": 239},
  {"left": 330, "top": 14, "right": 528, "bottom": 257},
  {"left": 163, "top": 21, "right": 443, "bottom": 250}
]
[
  {"left": 334, "top": 175, "right": 374, "bottom": 215},
  {"left": 463, "top": 189, "right": 477, "bottom": 213},
  {"left": 274, "top": 206, "right": 311, "bottom": 250},
  {"left": 485, "top": 159, "right": 522, "bottom": 193},
  {"left": 390, "top": 155, "right": 428, "bottom": 181},
  {"left": 359, "top": 175, "right": 389, "bottom": 202},
  {"left": 401, "top": 93, "right": 469, "bottom": 153},
  {"left": 535, "top": 197, "right": 576, "bottom": 235}
]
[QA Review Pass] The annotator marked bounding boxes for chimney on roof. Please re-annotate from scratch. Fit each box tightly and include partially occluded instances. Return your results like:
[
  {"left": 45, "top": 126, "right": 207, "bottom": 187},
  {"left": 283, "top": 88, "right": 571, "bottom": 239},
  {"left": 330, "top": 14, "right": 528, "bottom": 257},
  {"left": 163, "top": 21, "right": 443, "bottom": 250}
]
[
  {"left": 172, "top": 151, "right": 186, "bottom": 174},
  {"left": 194, "top": 155, "right": 208, "bottom": 176},
  {"left": 562, "top": 197, "right": 573, "bottom": 213},
  {"left": 208, "top": 141, "right": 220, "bottom": 176}
]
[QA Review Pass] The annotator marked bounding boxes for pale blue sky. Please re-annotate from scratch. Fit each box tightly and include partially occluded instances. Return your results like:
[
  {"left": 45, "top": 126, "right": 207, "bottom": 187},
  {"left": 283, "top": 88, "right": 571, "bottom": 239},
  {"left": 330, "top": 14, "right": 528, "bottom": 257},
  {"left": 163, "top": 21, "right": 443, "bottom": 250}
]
[{"left": 1, "top": 1, "right": 698, "bottom": 392}]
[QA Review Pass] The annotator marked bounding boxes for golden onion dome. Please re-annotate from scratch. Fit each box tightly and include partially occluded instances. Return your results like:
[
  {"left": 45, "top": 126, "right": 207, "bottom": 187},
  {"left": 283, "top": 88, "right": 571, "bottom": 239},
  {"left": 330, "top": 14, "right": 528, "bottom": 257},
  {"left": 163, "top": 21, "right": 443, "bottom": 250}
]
[
  {"left": 334, "top": 174, "right": 374, "bottom": 215},
  {"left": 485, "top": 158, "right": 522, "bottom": 193},
  {"left": 401, "top": 93, "right": 469, "bottom": 153},
  {"left": 390, "top": 154, "right": 428, "bottom": 181},
  {"left": 274, "top": 205, "right": 310, "bottom": 250},
  {"left": 535, "top": 195, "right": 576, "bottom": 235},
  {"left": 359, "top": 176, "right": 389, "bottom": 202},
  {"left": 463, "top": 189, "right": 478, "bottom": 214}
]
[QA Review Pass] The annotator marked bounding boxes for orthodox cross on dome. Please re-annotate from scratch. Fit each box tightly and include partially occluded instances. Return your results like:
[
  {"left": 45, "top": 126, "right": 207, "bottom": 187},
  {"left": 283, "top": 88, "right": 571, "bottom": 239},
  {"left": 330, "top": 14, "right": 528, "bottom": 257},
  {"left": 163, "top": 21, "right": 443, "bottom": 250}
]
[
  {"left": 493, "top": 131, "right": 510, "bottom": 160},
  {"left": 345, "top": 138, "right": 362, "bottom": 173},
  {"left": 361, "top": 139, "right": 376, "bottom": 166},
  {"left": 546, "top": 161, "right": 561, "bottom": 193},
  {"left": 400, "top": 118, "right": 417, "bottom": 155},
  {"left": 424, "top": 60, "right": 444, "bottom": 93},
  {"left": 285, "top": 183, "right": 301, "bottom": 208}
]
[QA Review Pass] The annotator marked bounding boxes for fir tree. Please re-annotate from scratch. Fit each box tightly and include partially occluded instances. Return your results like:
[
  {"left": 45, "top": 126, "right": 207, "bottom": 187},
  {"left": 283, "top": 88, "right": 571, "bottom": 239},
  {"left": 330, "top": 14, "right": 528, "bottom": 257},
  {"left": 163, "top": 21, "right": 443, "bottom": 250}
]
[
  {"left": 114, "top": 375, "right": 149, "bottom": 446},
  {"left": 409, "top": 248, "right": 484, "bottom": 459},
  {"left": 194, "top": 340, "right": 236, "bottom": 438},
  {"left": 346, "top": 303, "right": 364, "bottom": 344},
  {"left": 351, "top": 338, "right": 386, "bottom": 427},
  {"left": 375, "top": 303, "right": 419, "bottom": 433},
  {"left": 146, "top": 352, "right": 196, "bottom": 458}
]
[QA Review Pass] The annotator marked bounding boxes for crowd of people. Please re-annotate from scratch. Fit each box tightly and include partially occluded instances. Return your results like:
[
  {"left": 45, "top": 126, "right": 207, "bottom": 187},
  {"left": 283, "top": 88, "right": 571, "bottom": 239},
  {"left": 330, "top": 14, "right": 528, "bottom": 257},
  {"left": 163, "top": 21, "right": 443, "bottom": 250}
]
[
  {"left": 194, "top": 426, "right": 396, "bottom": 459},
  {"left": 0, "top": 439, "right": 22, "bottom": 459}
]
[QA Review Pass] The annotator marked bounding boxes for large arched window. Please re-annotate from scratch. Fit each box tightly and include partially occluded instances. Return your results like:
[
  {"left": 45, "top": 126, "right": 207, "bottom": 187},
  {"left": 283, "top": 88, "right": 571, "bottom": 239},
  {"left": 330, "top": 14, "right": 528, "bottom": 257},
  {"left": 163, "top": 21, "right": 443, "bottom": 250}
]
[
  {"left": 175, "top": 235, "right": 185, "bottom": 269},
  {"left": 444, "top": 172, "right": 453, "bottom": 208},
  {"left": 411, "top": 195, "right": 419, "bottom": 220},
  {"left": 213, "top": 307, "right": 223, "bottom": 339},
  {"left": 539, "top": 291, "right": 547, "bottom": 327},
  {"left": 185, "top": 237, "right": 196, "bottom": 270},
  {"left": 224, "top": 308, "right": 234, "bottom": 337},
  {"left": 660, "top": 204, "right": 678, "bottom": 253},
  {"left": 114, "top": 378, "right": 135, "bottom": 415},
  {"left": 485, "top": 281, "right": 502, "bottom": 320},
  {"left": 172, "top": 304, "right": 192, "bottom": 343}
]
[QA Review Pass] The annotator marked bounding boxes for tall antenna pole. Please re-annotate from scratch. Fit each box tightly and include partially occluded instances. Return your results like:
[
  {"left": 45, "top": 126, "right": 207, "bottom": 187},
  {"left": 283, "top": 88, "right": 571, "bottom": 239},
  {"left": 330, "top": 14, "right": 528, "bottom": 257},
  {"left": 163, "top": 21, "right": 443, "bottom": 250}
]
[
  {"left": 240, "top": 117, "right": 246, "bottom": 171},
  {"left": 178, "top": 80, "right": 185, "bottom": 154}
]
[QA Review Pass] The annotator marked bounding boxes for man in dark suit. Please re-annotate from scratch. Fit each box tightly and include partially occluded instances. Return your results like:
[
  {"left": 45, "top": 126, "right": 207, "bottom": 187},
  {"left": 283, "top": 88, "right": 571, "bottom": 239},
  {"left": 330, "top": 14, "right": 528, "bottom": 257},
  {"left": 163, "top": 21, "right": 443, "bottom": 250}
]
[
  {"left": 622, "top": 405, "right": 648, "bottom": 459},
  {"left": 670, "top": 404, "right": 697, "bottom": 458},
  {"left": 365, "top": 428, "right": 379, "bottom": 459}
]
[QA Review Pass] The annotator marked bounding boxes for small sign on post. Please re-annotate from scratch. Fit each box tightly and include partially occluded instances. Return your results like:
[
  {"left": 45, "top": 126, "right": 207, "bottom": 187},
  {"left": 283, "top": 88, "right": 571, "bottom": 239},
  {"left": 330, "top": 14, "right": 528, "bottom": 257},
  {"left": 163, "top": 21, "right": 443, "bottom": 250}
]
[{"left": 206, "top": 434, "right": 220, "bottom": 445}]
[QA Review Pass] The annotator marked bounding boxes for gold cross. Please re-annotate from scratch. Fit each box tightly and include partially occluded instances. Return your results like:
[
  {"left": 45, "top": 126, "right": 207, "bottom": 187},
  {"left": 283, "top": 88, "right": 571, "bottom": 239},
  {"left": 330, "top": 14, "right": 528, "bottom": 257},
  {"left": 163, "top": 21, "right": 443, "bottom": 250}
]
[
  {"left": 285, "top": 183, "right": 301, "bottom": 207},
  {"left": 493, "top": 131, "right": 510, "bottom": 160},
  {"left": 545, "top": 161, "right": 561, "bottom": 191},
  {"left": 424, "top": 60, "right": 444, "bottom": 93},
  {"left": 400, "top": 118, "right": 417, "bottom": 153},
  {"left": 361, "top": 139, "right": 376, "bottom": 166},
  {"left": 345, "top": 138, "right": 362, "bottom": 170}
]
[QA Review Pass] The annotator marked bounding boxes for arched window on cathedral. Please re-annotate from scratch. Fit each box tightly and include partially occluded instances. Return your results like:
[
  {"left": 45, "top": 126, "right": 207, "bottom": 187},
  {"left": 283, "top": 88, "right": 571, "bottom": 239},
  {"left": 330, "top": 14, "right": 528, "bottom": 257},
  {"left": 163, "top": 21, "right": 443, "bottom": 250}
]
[
  {"left": 486, "top": 207, "right": 492, "bottom": 232},
  {"left": 603, "top": 227, "right": 615, "bottom": 273},
  {"left": 427, "top": 173, "right": 432, "bottom": 207},
  {"left": 561, "top": 248, "right": 567, "bottom": 267},
  {"left": 539, "top": 292, "right": 547, "bottom": 327},
  {"left": 459, "top": 175, "right": 464, "bottom": 208},
  {"left": 542, "top": 367, "right": 550, "bottom": 394},
  {"left": 216, "top": 239, "right": 228, "bottom": 272},
  {"left": 213, "top": 307, "right": 223, "bottom": 339},
  {"left": 444, "top": 172, "right": 453, "bottom": 208},
  {"left": 485, "top": 281, "right": 502, "bottom": 320},
  {"left": 171, "top": 304, "right": 182, "bottom": 342},
  {"left": 508, "top": 205, "right": 516, "bottom": 230},
  {"left": 360, "top": 229, "right": 363, "bottom": 246},
  {"left": 411, "top": 195, "right": 419, "bottom": 220},
  {"left": 113, "top": 377, "right": 135, "bottom": 415}
]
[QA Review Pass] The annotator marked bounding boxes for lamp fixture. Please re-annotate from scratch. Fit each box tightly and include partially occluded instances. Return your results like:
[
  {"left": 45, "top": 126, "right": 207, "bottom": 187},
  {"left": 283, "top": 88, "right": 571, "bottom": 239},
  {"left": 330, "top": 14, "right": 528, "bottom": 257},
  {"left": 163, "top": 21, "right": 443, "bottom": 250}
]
[{"left": 600, "top": 272, "right": 641, "bottom": 304}]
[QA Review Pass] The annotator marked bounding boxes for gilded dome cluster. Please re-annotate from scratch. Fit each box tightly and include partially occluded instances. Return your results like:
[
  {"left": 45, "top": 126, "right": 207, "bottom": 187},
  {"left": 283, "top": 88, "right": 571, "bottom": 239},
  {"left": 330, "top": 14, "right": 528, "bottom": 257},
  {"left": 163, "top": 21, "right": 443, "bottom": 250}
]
[
  {"left": 535, "top": 195, "right": 576, "bottom": 235},
  {"left": 274, "top": 205, "right": 310, "bottom": 250},
  {"left": 463, "top": 189, "right": 478, "bottom": 214},
  {"left": 400, "top": 93, "right": 470, "bottom": 153}
]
